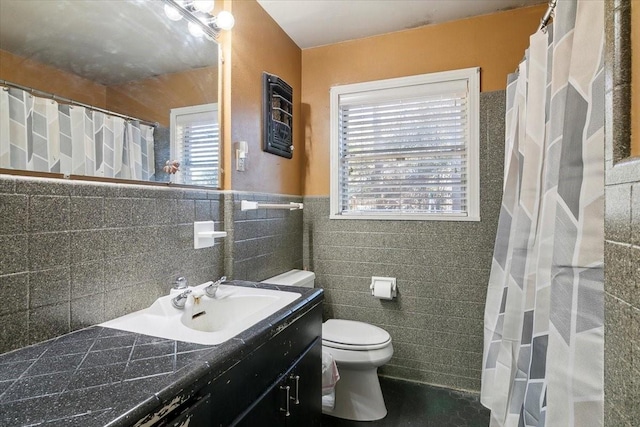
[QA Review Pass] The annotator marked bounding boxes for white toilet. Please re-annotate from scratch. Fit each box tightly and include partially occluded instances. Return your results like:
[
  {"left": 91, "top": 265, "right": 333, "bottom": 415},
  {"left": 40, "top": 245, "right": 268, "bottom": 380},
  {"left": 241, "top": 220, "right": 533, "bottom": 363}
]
[{"left": 261, "top": 269, "right": 394, "bottom": 421}]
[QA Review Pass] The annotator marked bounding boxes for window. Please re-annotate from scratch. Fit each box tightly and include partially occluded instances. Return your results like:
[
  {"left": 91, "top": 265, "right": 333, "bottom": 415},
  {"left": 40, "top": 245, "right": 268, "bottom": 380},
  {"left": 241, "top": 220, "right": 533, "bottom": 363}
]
[
  {"left": 170, "top": 103, "right": 220, "bottom": 187},
  {"left": 330, "top": 67, "right": 480, "bottom": 221}
]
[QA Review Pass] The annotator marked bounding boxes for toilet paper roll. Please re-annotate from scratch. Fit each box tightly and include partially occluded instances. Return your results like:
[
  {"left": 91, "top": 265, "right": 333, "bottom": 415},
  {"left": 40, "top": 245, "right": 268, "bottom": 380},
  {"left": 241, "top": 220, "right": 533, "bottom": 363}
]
[{"left": 373, "top": 281, "right": 394, "bottom": 300}]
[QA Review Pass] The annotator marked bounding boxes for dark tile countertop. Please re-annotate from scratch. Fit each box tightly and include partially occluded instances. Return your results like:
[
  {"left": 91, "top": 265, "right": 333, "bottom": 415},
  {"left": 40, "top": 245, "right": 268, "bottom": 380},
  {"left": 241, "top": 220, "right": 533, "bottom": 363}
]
[{"left": 0, "top": 281, "right": 323, "bottom": 427}]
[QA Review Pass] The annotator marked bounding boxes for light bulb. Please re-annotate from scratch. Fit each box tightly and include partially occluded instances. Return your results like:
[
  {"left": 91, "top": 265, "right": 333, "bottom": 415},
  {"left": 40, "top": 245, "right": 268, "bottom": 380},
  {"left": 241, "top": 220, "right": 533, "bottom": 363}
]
[
  {"left": 215, "top": 11, "right": 235, "bottom": 30},
  {"left": 193, "top": 0, "right": 214, "bottom": 13},
  {"left": 188, "top": 21, "right": 204, "bottom": 37},
  {"left": 164, "top": 4, "right": 183, "bottom": 21}
]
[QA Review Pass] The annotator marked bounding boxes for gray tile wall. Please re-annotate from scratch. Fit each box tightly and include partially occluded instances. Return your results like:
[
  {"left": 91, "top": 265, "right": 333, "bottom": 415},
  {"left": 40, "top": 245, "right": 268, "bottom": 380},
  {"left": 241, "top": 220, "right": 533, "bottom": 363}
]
[
  {"left": 303, "top": 90, "right": 506, "bottom": 392},
  {"left": 603, "top": 1, "right": 639, "bottom": 425},
  {"left": 0, "top": 176, "right": 225, "bottom": 354},
  {"left": 225, "top": 192, "right": 304, "bottom": 282}
]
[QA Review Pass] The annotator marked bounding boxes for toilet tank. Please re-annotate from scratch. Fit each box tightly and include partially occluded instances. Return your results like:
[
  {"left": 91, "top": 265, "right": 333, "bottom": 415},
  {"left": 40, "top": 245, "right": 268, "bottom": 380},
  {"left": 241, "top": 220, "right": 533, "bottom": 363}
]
[{"left": 261, "top": 269, "right": 315, "bottom": 288}]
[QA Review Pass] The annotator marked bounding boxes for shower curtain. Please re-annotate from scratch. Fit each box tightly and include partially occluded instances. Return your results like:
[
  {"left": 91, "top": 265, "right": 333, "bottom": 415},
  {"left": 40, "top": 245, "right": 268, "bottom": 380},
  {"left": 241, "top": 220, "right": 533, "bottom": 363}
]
[
  {"left": 0, "top": 86, "right": 155, "bottom": 180},
  {"left": 481, "top": 1, "right": 604, "bottom": 426}
]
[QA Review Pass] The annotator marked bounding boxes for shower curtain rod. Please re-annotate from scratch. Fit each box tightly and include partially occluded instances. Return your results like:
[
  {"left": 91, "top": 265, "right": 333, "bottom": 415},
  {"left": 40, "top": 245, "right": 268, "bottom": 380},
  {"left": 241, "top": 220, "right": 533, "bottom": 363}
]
[
  {"left": 0, "top": 79, "right": 158, "bottom": 128},
  {"left": 537, "top": 0, "right": 558, "bottom": 32}
]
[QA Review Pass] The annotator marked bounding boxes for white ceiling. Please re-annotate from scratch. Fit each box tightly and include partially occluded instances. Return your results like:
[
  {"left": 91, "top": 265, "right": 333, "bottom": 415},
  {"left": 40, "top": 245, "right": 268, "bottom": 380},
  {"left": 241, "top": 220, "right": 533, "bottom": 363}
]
[{"left": 256, "top": 0, "right": 547, "bottom": 49}]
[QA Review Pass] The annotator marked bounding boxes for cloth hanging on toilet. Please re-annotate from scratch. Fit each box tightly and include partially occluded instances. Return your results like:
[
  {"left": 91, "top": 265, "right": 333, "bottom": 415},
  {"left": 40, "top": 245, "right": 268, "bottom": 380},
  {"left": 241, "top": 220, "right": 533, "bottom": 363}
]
[
  {"left": 321, "top": 350, "right": 340, "bottom": 395},
  {"left": 321, "top": 352, "right": 339, "bottom": 410},
  {"left": 321, "top": 351, "right": 340, "bottom": 409}
]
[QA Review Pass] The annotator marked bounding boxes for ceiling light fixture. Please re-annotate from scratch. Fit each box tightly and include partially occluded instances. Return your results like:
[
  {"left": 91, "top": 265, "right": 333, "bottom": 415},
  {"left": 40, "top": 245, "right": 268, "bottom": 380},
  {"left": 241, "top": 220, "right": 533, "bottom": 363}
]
[
  {"left": 188, "top": 21, "right": 205, "bottom": 37},
  {"left": 213, "top": 10, "right": 235, "bottom": 31},
  {"left": 163, "top": 4, "right": 183, "bottom": 21},
  {"left": 163, "top": 0, "right": 234, "bottom": 39}
]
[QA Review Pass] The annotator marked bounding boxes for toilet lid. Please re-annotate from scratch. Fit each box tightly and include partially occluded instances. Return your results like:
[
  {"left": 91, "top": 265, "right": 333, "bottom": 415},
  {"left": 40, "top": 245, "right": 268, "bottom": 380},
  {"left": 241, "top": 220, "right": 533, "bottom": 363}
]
[{"left": 322, "top": 319, "right": 391, "bottom": 348}]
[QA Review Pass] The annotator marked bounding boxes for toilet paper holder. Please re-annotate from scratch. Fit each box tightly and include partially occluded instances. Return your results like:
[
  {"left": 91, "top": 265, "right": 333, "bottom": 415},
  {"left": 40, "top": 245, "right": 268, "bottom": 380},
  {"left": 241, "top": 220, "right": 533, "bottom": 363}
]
[{"left": 370, "top": 276, "right": 397, "bottom": 300}]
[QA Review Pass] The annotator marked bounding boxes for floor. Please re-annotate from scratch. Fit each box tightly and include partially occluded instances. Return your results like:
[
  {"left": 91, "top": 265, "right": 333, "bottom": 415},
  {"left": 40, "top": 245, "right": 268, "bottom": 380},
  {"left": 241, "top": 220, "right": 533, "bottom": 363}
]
[{"left": 321, "top": 377, "right": 490, "bottom": 427}]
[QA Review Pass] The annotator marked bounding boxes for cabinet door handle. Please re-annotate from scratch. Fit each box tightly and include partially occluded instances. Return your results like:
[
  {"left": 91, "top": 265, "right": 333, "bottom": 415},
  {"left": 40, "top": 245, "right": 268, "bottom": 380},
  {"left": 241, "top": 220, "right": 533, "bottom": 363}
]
[
  {"left": 280, "top": 385, "right": 291, "bottom": 417},
  {"left": 289, "top": 375, "right": 300, "bottom": 404}
]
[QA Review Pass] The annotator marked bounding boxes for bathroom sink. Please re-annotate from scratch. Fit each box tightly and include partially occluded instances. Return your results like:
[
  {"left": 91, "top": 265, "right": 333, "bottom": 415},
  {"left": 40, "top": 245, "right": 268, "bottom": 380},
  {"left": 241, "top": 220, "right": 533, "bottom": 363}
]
[{"left": 100, "top": 284, "right": 301, "bottom": 345}]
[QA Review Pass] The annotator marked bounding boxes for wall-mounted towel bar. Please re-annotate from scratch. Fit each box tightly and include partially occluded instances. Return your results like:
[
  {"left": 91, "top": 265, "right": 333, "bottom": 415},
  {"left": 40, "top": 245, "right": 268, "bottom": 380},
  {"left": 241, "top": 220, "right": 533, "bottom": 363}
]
[{"left": 241, "top": 200, "right": 303, "bottom": 211}]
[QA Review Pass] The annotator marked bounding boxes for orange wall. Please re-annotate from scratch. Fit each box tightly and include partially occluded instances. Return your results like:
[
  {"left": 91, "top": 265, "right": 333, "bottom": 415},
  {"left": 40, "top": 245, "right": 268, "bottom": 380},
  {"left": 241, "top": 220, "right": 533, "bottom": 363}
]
[
  {"left": 301, "top": 4, "right": 546, "bottom": 196},
  {"left": 0, "top": 49, "right": 107, "bottom": 107},
  {"left": 227, "top": 0, "right": 303, "bottom": 195},
  {"left": 632, "top": 1, "right": 639, "bottom": 156},
  {"left": 106, "top": 66, "right": 218, "bottom": 127}
]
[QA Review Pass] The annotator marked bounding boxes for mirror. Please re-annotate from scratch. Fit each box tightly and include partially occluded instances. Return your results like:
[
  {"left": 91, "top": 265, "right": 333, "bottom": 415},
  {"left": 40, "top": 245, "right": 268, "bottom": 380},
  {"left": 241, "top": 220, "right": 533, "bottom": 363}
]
[{"left": 0, "top": 0, "right": 220, "bottom": 187}]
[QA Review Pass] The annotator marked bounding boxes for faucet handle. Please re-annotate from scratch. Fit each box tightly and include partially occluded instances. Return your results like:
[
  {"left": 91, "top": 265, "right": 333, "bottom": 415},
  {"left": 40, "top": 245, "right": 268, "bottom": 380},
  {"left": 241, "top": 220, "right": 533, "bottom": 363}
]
[
  {"left": 171, "top": 289, "right": 192, "bottom": 309},
  {"left": 173, "top": 277, "right": 188, "bottom": 290},
  {"left": 204, "top": 276, "right": 227, "bottom": 298}
]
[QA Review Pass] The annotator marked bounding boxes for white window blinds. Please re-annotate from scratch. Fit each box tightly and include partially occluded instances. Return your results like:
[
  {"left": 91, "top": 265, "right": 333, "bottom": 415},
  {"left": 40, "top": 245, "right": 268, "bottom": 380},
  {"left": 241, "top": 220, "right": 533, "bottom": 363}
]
[
  {"left": 170, "top": 104, "right": 219, "bottom": 187},
  {"left": 330, "top": 68, "right": 479, "bottom": 221}
]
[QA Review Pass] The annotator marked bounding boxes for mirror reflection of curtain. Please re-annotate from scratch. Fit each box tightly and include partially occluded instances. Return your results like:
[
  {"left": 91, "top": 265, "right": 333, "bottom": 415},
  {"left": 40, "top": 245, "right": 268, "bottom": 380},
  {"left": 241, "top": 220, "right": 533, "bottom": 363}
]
[{"left": 0, "top": 86, "right": 154, "bottom": 180}]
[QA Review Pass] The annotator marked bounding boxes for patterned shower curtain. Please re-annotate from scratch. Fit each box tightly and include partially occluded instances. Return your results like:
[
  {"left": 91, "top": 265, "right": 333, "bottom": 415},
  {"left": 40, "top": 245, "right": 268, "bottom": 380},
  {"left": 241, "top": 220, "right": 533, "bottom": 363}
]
[
  {"left": 0, "top": 86, "right": 155, "bottom": 180},
  {"left": 481, "top": 1, "right": 604, "bottom": 426}
]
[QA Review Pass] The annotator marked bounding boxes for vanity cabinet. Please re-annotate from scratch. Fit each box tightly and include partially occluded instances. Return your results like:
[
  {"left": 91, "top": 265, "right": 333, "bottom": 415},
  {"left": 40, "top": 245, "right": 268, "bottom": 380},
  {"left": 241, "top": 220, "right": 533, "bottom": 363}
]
[
  {"left": 160, "top": 302, "right": 322, "bottom": 427},
  {"left": 283, "top": 338, "right": 322, "bottom": 426},
  {"left": 165, "top": 394, "right": 213, "bottom": 427},
  {"left": 232, "top": 338, "right": 321, "bottom": 426},
  {"left": 0, "top": 285, "right": 323, "bottom": 427}
]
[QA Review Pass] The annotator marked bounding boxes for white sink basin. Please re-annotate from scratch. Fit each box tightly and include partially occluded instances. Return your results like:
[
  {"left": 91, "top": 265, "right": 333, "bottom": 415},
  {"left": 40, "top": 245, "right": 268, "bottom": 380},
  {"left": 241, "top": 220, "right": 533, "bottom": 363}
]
[{"left": 100, "top": 284, "right": 301, "bottom": 345}]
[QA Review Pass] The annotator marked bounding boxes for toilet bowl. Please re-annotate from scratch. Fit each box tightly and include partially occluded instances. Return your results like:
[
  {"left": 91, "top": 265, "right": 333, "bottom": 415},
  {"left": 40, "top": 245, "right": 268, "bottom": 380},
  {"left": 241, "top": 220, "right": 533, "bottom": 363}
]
[
  {"left": 261, "top": 270, "right": 394, "bottom": 421},
  {"left": 321, "top": 319, "right": 393, "bottom": 421}
]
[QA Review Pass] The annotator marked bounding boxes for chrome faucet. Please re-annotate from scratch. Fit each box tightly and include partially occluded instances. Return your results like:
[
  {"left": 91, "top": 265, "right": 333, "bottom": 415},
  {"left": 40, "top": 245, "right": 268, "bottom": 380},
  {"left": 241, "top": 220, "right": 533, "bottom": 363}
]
[
  {"left": 205, "top": 276, "right": 227, "bottom": 298},
  {"left": 171, "top": 289, "right": 192, "bottom": 309},
  {"left": 173, "top": 276, "right": 188, "bottom": 290}
]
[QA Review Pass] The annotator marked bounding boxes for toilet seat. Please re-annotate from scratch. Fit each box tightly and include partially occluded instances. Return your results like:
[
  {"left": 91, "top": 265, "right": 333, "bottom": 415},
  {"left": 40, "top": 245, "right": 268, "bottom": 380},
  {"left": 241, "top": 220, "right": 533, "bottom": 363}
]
[
  {"left": 322, "top": 319, "right": 392, "bottom": 351},
  {"left": 322, "top": 338, "right": 392, "bottom": 351}
]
